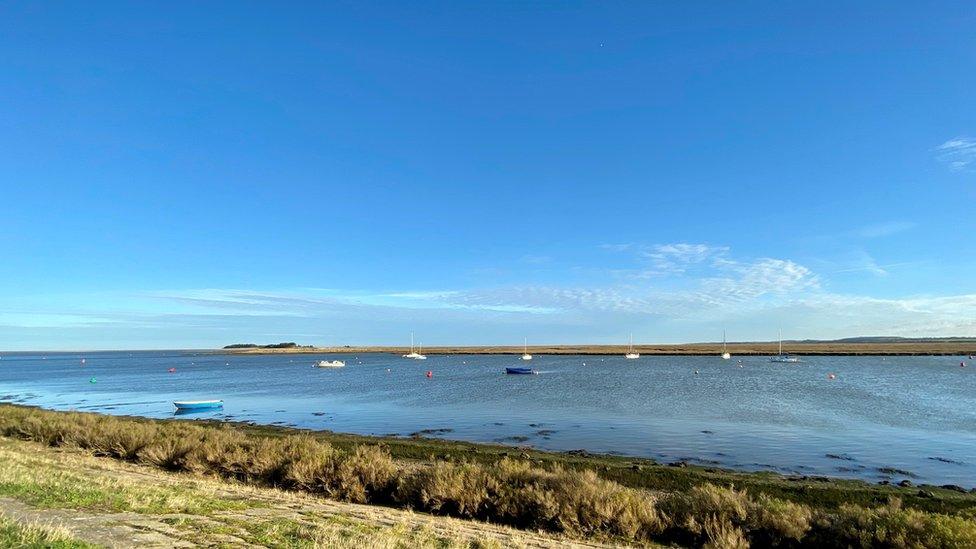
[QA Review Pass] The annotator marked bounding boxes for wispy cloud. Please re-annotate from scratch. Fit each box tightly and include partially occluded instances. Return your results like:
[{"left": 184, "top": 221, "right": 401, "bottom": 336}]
[
  {"left": 599, "top": 243, "right": 632, "bottom": 253},
  {"left": 603, "top": 242, "right": 730, "bottom": 277},
  {"left": 935, "top": 137, "right": 976, "bottom": 171},
  {"left": 831, "top": 251, "right": 889, "bottom": 277},
  {"left": 3, "top": 241, "right": 973, "bottom": 349},
  {"left": 519, "top": 254, "right": 552, "bottom": 265},
  {"left": 853, "top": 221, "right": 917, "bottom": 239}
]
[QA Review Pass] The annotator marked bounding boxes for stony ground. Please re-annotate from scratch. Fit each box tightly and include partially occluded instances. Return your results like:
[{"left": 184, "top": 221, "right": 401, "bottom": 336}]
[{"left": 0, "top": 438, "right": 622, "bottom": 548}]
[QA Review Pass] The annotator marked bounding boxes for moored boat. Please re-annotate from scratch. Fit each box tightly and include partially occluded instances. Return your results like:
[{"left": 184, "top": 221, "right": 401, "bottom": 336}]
[
  {"left": 314, "top": 360, "right": 345, "bottom": 368},
  {"left": 521, "top": 337, "right": 533, "bottom": 360},
  {"left": 505, "top": 367, "right": 537, "bottom": 375},
  {"left": 721, "top": 330, "right": 732, "bottom": 360},
  {"left": 769, "top": 329, "right": 800, "bottom": 363},
  {"left": 173, "top": 399, "right": 223, "bottom": 410},
  {"left": 625, "top": 333, "right": 640, "bottom": 359},
  {"left": 402, "top": 333, "right": 428, "bottom": 359}
]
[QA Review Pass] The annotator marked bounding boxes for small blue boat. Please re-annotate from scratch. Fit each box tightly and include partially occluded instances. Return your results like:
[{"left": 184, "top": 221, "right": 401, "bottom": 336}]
[
  {"left": 505, "top": 367, "right": 537, "bottom": 375},
  {"left": 173, "top": 399, "right": 223, "bottom": 411}
]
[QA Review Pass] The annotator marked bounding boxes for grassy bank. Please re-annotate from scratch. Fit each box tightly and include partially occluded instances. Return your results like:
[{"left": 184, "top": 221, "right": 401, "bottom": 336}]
[
  {"left": 1, "top": 404, "right": 974, "bottom": 548},
  {"left": 0, "top": 437, "right": 564, "bottom": 548}
]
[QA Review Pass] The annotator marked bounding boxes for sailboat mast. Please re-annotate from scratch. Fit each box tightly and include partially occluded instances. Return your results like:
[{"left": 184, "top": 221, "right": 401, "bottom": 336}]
[
  {"left": 629, "top": 333, "right": 634, "bottom": 352},
  {"left": 410, "top": 332, "right": 415, "bottom": 354},
  {"left": 778, "top": 329, "right": 783, "bottom": 355},
  {"left": 723, "top": 330, "right": 727, "bottom": 353}
]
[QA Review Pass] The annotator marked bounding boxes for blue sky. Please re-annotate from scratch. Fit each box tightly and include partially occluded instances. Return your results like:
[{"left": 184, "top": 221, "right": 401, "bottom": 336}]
[{"left": 1, "top": 2, "right": 975, "bottom": 350}]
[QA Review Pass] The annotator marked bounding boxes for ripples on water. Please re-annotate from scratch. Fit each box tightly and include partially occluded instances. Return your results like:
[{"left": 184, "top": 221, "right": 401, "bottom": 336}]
[{"left": 1, "top": 351, "right": 973, "bottom": 487}]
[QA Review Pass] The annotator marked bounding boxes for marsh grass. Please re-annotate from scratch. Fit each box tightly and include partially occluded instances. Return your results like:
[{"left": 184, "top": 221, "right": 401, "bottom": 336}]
[{"left": 1, "top": 405, "right": 974, "bottom": 548}]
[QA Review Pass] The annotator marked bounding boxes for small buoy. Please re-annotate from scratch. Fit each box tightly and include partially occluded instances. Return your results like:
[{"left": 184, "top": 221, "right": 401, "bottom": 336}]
[
  {"left": 168, "top": 368, "right": 176, "bottom": 373},
  {"left": 426, "top": 370, "right": 432, "bottom": 378},
  {"left": 386, "top": 368, "right": 391, "bottom": 373},
  {"left": 961, "top": 362, "right": 966, "bottom": 368},
  {"left": 88, "top": 377, "right": 97, "bottom": 384},
  {"left": 582, "top": 362, "right": 586, "bottom": 366},
  {"left": 80, "top": 358, "right": 86, "bottom": 365},
  {"left": 828, "top": 373, "right": 836, "bottom": 380},
  {"left": 694, "top": 369, "right": 700, "bottom": 375}
]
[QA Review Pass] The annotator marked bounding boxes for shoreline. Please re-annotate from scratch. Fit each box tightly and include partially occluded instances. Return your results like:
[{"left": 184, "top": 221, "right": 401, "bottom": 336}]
[
  {"left": 1, "top": 403, "right": 974, "bottom": 547},
  {"left": 5, "top": 402, "right": 975, "bottom": 499},
  {"left": 221, "top": 342, "right": 976, "bottom": 356}
]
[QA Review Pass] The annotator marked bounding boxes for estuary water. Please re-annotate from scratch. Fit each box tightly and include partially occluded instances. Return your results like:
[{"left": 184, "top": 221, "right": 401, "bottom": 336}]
[{"left": 1, "top": 351, "right": 974, "bottom": 487}]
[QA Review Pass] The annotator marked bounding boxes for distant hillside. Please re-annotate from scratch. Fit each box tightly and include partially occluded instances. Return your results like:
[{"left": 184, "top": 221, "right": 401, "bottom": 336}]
[{"left": 794, "top": 336, "right": 976, "bottom": 344}]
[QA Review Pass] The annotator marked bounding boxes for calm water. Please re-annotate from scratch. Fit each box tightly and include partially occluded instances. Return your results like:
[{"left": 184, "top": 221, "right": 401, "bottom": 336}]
[{"left": 1, "top": 351, "right": 974, "bottom": 487}]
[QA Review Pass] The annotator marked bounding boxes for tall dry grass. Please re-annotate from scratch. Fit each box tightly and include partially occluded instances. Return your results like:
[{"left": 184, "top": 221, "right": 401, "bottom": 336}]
[{"left": 1, "top": 405, "right": 973, "bottom": 548}]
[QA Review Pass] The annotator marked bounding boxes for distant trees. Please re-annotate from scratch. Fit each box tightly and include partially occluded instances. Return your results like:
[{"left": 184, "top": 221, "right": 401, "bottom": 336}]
[{"left": 223, "top": 342, "right": 302, "bottom": 349}]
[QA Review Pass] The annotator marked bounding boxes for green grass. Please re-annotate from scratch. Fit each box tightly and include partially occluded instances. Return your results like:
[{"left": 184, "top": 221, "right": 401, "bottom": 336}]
[
  {"left": 229, "top": 516, "right": 503, "bottom": 549},
  {"left": 0, "top": 442, "right": 254, "bottom": 515},
  {"left": 0, "top": 514, "right": 97, "bottom": 549}
]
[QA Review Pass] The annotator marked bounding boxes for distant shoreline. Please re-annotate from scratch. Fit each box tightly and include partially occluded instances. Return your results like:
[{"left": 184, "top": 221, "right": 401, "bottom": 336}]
[{"left": 221, "top": 341, "right": 976, "bottom": 356}]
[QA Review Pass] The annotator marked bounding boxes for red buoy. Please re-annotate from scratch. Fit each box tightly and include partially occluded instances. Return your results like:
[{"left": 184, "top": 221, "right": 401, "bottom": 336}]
[
  {"left": 426, "top": 370, "right": 432, "bottom": 378},
  {"left": 167, "top": 368, "right": 176, "bottom": 373}
]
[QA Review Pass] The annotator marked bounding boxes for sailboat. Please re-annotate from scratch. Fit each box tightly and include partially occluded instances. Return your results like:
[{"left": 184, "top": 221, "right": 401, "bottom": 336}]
[
  {"left": 402, "top": 333, "right": 427, "bottom": 360},
  {"left": 625, "top": 333, "right": 640, "bottom": 359},
  {"left": 521, "top": 337, "right": 533, "bottom": 361},
  {"left": 769, "top": 329, "right": 800, "bottom": 363},
  {"left": 721, "top": 330, "right": 731, "bottom": 360}
]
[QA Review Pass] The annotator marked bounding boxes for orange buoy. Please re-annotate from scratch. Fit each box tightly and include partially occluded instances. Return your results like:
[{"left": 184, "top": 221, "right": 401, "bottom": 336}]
[
  {"left": 828, "top": 373, "right": 836, "bottom": 380},
  {"left": 426, "top": 371, "right": 432, "bottom": 378}
]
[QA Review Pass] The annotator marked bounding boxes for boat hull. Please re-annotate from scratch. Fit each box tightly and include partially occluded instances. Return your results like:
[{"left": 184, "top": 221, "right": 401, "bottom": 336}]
[
  {"left": 173, "top": 400, "right": 223, "bottom": 410},
  {"left": 505, "top": 367, "right": 537, "bottom": 375}
]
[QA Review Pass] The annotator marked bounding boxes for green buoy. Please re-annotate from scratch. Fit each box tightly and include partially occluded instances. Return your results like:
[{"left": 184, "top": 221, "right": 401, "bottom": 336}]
[{"left": 89, "top": 377, "right": 97, "bottom": 384}]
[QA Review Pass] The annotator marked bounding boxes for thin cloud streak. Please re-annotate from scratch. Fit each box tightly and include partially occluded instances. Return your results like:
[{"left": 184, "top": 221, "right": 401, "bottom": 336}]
[
  {"left": 935, "top": 137, "right": 976, "bottom": 171},
  {"left": 2, "top": 242, "right": 973, "bottom": 348}
]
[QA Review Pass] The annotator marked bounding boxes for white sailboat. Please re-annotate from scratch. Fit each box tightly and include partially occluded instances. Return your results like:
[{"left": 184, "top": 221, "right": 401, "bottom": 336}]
[
  {"left": 314, "top": 359, "right": 345, "bottom": 368},
  {"left": 721, "top": 330, "right": 731, "bottom": 360},
  {"left": 625, "top": 333, "right": 640, "bottom": 359},
  {"left": 769, "top": 329, "right": 800, "bottom": 363},
  {"left": 521, "top": 337, "right": 532, "bottom": 361},
  {"left": 402, "top": 333, "right": 427, "bottom": 360}
]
